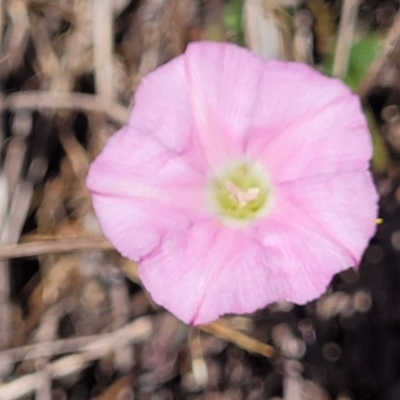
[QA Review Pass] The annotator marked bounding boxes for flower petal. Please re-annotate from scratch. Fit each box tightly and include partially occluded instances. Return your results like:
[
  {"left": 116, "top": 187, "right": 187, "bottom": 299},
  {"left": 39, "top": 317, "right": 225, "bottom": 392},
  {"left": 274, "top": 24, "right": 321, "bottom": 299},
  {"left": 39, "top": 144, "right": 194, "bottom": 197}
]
[
  {"left": 139, "top": 220, "right": 287, "bottom": 325},
  {"left": 86, "top": 127, "right": 209, "bottom": 261},
  {"left": 249, "top": 61, "right": 353, "bottom": 139},
  {"left": 183, "top": 42, "right": 264, "bottom": 168},
  {"left": 275, "top": 171, "right": 378, "bottom": 263},
  {"left": 190, "top": 232, "right": 292, "bottom": 324},
  {"left": 87, "top": 127, "right": 206, "bottom": 205},
  {"left": 200, "top": 170, "right": 378, "bottom": 318},
  {"left": 140, "top": 203, "right": 357, "bottom": 325},
  {"left": 252, "top": 171, "right": 378, "bottom": 305},
  {"left": 254, "top": 210, "right": 354, "bottom": 305},
  {"left": 91, "top": 195, "right": 192, "bottom": 261},
  {"left": 138, "top": 219, "right": 231, "bottom": 325},
  {"left": 128, "top": 56, "right": 191, "bottom": 153},
  {"left": 246, "top": 61, "right": 371, "bottom": 181},
  {"left": 128, "top": 55, "right": 209, "bottom": 177}
]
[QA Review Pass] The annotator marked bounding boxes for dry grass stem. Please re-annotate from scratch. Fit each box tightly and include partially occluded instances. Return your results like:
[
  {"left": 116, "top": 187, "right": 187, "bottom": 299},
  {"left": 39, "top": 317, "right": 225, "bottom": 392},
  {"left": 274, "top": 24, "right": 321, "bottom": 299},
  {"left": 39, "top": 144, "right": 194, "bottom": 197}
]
[
  {"left": 0, "top": 91, "right": 129, "bottom": 125},
  {"left": 92, "top": 0, "right": 114, "bottom": 100},
  {"left": 0, "top": 236, "right": 113, "bottom": 259},
  {"left": 243, "top": 0, "right": 281, "bottom": 60},
  {"left": 0, "top": 317, "right": 153, "bottom": 400},
  {"left": 200, "top": 319, "right": 275, "bottom": 358},
  {"left": 0, "top": 260, "right": 11, "bottom": 350},
  {"left": 358, "top": 7, "right": 400, "bottom": 97},
  {"left": 332, "top": 0, "right": 360, "bottom": 78}
]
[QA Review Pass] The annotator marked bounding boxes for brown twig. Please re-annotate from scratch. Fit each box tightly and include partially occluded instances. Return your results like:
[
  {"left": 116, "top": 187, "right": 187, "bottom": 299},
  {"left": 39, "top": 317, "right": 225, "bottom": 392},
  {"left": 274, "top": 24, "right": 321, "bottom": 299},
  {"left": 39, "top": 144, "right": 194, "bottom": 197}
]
[
  {"left": 200, "top": 319, "right": 275, "bottom": 358},
  {"left": 0, "top": 317, "right": 153, "bottom": 400},
  {"left": 49, "top": 0, "right": 93, "bottom": 92},
  {"left": 0, "top": 331, "right": 115, "bottom": 364},
  {"left": 108, "top": 265, "right": 134, "bottom": 372},
  {"left": 0, "top": 0, "right": 30, "bottom": 78},
  {"left": 0, "top": 236, "right": 113, "bottom": 259},
  {"left": 29, "top": 12, "right": 60, "bottom": 83},
  {"left": 0, "top": 91, "right": 129, "bottom": 125},
  {"left": 0, "top": 260, "right": 10, "bottom": 351},
  {"left": 0, "top": 111, "right": 33, "bottom": 352},
  {"left": 0, "top": 234, "right": 275, "bottom": 359},
  {"left": 0, "top": 0, "right": 4, "bottom": 48}
]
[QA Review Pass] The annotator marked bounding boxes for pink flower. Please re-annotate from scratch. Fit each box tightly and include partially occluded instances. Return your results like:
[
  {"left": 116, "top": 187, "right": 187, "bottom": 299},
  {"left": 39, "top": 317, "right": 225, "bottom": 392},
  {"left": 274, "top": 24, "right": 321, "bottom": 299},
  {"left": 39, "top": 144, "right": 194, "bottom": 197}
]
[{"left": 86, "top": 41, "right": 378, "bottom": 325}]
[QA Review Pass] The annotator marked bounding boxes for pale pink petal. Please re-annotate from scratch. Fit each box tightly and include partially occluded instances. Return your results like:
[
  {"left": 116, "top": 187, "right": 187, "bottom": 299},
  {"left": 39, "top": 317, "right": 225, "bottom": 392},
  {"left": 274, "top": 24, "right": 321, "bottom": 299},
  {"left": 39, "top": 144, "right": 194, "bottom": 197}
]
[
  {"left": 128, "top": 55, "right": 208, "bottom": 175},
  {"left": 192, "top": 232, "right": 292, "bottom": 325},
  {"left": 91, "top": 195, "right": 193, "bottom": 261},
  {"left": 248, "top": 61, "right": 353, "bottom": 142},
  {"left": 129, "top": 56, "right": 191, "bottom": 153},
  {"left": 250, "top": 92, "right": 371, "bottom": 182},
  {"left": 87, "top": 127, "right": 207, "bottom": 210},
  {"left": 274, "top": 171, "right": 378, "bottom": 263},
  {"left": 139, "top": 190, "right": 367, "bottom": 325},
  {"left": 139, "top": 220, "right": 287, "bottom": 325},
  {"left": 139, "top": 220, "right": 230, "bottom": 324},
  {"left": 246, "top": 61, "right": 370, "bottom": 181},
  {"left": 86, "top": 127, "right": 209, "bottom": 261},
  {"left": 254, "top": 202, "right": 359, "bottom": 305},
  {"left": 183, "top": 42, "right": 265, "bottom": 168}
]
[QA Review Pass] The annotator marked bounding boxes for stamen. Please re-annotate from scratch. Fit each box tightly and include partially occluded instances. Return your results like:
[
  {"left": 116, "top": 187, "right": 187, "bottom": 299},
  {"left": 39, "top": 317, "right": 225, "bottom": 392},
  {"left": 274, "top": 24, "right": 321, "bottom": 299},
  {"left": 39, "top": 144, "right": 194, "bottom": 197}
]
[{"left": 224, "top": 180, "right": 260, "bottom": 208}]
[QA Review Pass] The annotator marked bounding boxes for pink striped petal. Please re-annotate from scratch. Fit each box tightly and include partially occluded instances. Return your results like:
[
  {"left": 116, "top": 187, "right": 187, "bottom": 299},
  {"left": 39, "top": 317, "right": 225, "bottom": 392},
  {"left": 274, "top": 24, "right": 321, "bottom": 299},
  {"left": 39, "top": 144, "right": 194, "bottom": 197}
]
[
  {"left": 139, "top": 220, "right": 284, "bottom": 325},
  {"left": 183, "top": 42, "right": 264, "bottom": 168},
  {"left": 274, "top": 171, "right": 378, "bottom": 264},
  {"left": 87, "top": 127, "right": 209, "bottom": 261},
  {"left": 246, "top": 61, "right": 370, "bottom": 181}
]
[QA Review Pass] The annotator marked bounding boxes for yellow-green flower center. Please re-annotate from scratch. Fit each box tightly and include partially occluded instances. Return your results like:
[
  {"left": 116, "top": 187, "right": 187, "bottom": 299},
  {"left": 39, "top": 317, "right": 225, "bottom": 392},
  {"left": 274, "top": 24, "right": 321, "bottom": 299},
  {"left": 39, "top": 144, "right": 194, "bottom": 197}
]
[{"left": 208, "top": 161, "right": 271, "bottom": 225}]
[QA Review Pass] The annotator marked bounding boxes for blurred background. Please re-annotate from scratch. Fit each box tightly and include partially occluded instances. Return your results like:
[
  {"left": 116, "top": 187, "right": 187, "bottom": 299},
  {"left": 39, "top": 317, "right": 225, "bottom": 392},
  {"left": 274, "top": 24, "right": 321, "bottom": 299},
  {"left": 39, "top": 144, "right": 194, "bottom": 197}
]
[{"left": 0, "top": 0, "right": 399, "bottom": 399}]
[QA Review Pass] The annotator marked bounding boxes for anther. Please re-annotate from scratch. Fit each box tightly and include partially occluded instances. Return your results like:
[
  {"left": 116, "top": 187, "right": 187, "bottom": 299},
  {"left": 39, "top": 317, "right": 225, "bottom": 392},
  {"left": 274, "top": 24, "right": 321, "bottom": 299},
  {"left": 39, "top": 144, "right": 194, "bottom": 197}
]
[{"left": 224, "top": 180, "right": 260, "bottom": 208}]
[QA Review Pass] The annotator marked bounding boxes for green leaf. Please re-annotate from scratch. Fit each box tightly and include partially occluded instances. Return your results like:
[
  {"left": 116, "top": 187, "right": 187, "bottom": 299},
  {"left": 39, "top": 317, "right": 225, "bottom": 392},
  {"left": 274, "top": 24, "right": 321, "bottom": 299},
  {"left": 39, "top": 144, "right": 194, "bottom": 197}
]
[
  {"left": 224, "top": 0, "right": 244, "bottom": 44},
  {"left": 345, "top": 34, "right": 381, "bottom": 90},
  {"left": 365, "top": 107, "right": 390, "bottom": 173},
  {"left": 322, "top": 34, "right": 381, "bottom": 90}
]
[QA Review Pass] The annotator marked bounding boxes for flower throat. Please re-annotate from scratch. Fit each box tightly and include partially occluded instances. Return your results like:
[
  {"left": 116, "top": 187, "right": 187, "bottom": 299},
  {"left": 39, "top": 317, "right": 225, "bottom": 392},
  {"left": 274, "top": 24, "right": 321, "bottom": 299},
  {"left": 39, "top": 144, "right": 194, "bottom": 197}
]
[{"left": 210, "top": 162, "right": 270, "bottom": 223}]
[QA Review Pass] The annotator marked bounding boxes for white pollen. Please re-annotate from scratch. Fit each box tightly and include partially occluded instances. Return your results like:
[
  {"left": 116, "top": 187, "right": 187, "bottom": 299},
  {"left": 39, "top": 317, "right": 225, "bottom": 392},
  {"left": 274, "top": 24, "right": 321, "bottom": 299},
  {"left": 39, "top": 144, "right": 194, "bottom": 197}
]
[{"left": 224, "top": 180, "right": 260, "bottom": 208}]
